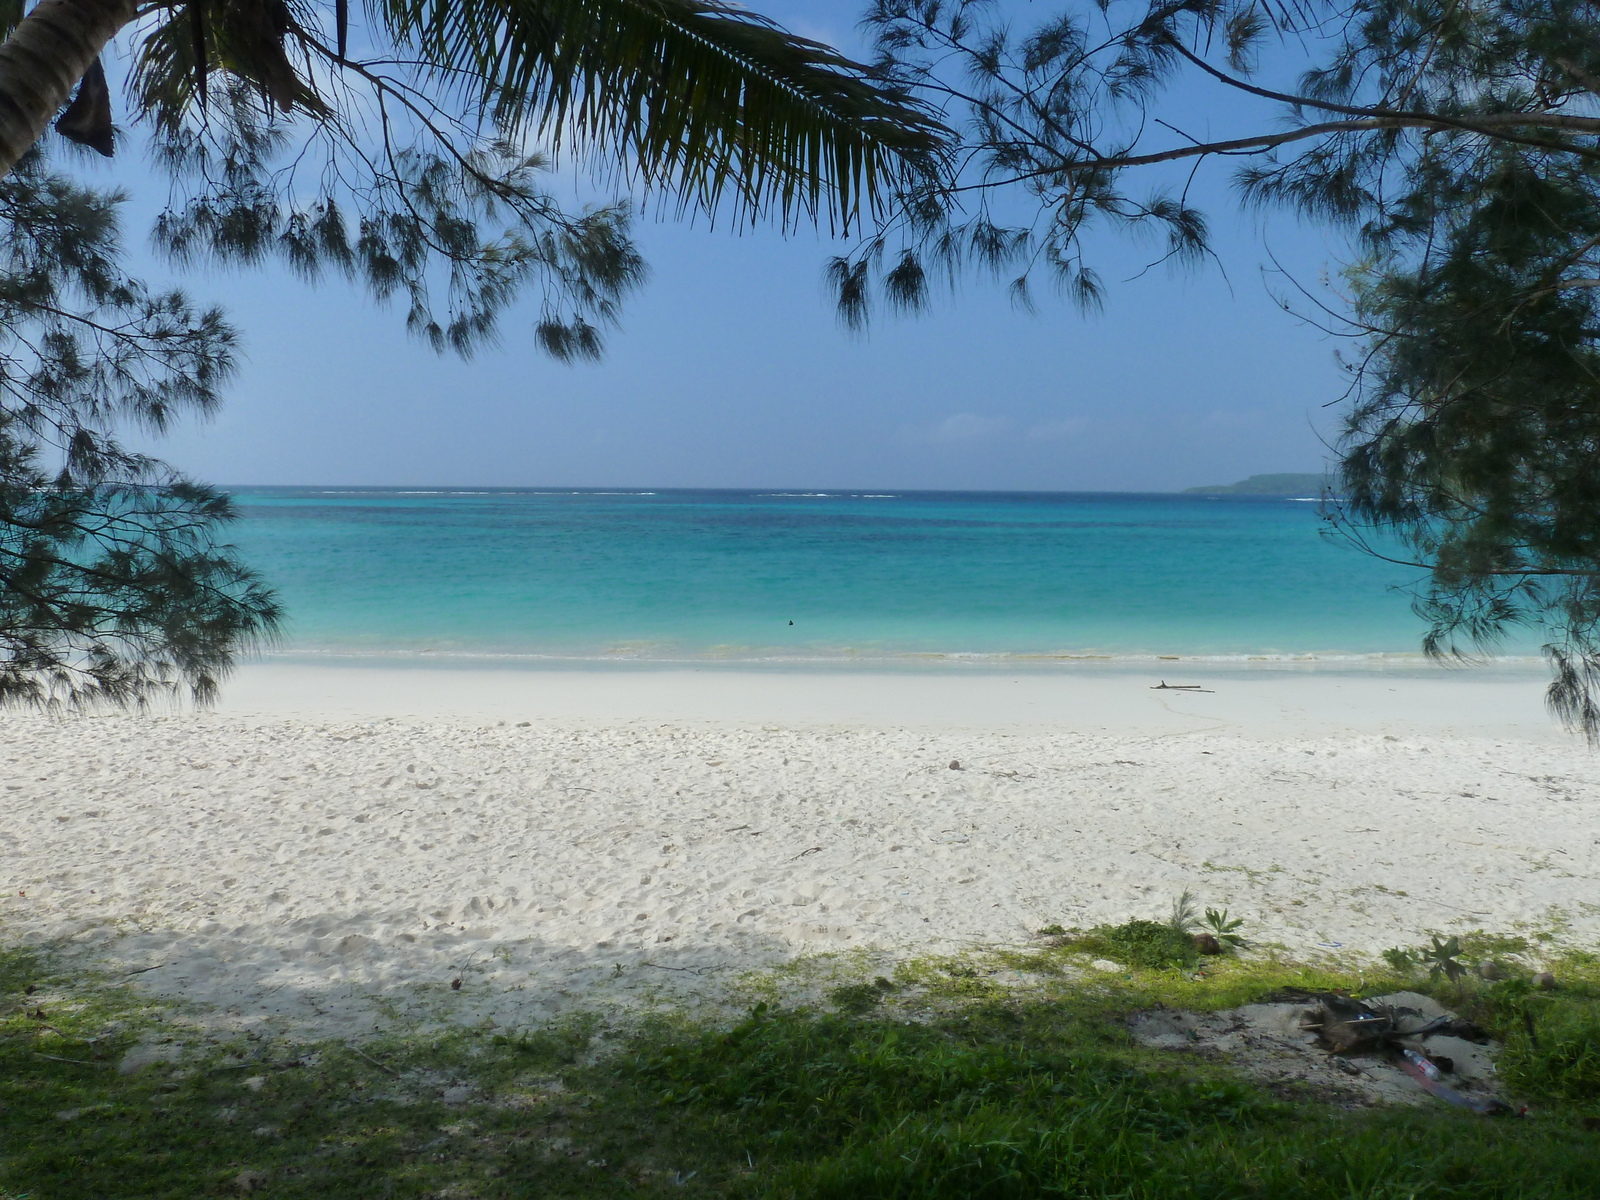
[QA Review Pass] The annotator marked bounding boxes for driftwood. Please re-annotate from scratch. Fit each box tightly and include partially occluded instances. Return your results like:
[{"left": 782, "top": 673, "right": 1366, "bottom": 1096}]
[
  {"left": 1299, "top": 993, "right": 1510, "bottom": 1113},
  {"left": 1303, "top": 994, "right": 1394, "bottom": 1053}
]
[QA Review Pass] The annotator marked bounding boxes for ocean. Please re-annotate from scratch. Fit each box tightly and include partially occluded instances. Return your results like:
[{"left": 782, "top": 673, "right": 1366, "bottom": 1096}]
[{"left": 226, "top": 487, "right": 1469, "bottom": 666}]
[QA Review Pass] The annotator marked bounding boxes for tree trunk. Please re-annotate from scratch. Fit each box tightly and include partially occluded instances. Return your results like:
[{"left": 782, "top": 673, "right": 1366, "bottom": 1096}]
[{"left": 0, "top": 0, "right": 137, "bottom": 177}]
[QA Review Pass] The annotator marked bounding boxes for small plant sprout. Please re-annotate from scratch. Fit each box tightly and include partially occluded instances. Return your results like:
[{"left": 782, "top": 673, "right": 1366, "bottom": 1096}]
[
  {"left": 1420, "top": 935, "right": 1466, "bottom": 982},
  {"left": 1167, "top": 889, "right": 1201, "bottom": 933},
  {"left": 1382, "top": 946, "right": 1421, "bottom": 973},
  {"left": 1203, "top": 907, "right": 1247, "bottom": 952}
]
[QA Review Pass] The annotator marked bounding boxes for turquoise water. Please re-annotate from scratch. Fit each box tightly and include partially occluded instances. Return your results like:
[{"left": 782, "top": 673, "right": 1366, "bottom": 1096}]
[{"left": 228, "top": 487, "right": 1449, "bottom": 664}]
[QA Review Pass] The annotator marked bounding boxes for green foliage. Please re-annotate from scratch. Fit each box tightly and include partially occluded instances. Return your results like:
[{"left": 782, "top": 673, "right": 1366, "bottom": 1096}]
[
  {"left": 372, "top": 0, "right": 945, "bottom": 231},
  {"left": 0, "top": 940, "right": 732, "bottom": 1198},
  {"left": 1421, "top": 935, "right": 1468, "bottom": 983},
  {"left": 488, "top": 1015, "right": 600, "bottom": 1068},
  {"left": 1328, "top": 118, "right": 1600, "bottom": 735},
  {"left": 1384, "top": 945, "right": 1423, "bottom": 974},
  {"left": 127, "top": 1, "right": 943, "bottom": 235},
  {"left": 0, "top": 150, "right": 277, "bottom": 707},
  {"left": 630, "top": 960, "right": 1600, "bottom": 1196},
  {"left": 636, "top": 1004, "right": 1276, "bottom": 1189},
  {"left": 828, "top": 977, "right": 898, "bottom": 1015},
  {"left": 838, "top": 0, "right": 1600, "bottom": 729},
  {"left": 9, "top": 938, "right": 1600, "bottom": 1197},
  {"left": 148, "top": 82, "right": 647, "bottom": 362},
  {"left": 1075, "top": 918, "right": 1200, "bottom": 970},
  {"left": 1503, "top": 1000, "right": 1600, "bottom": 1103},
  {"left": 1, "top": 0, "right": 944, "bottom": 705},
  {"left": 1203, "top": 907, "right": 1248, "bottom": 952},
  {"left": 1167, "top": 888, "right": 1200, "bottom": 933},
  {"left": 1457, "top": 931, "right": 1534, "bottom": 959},
  {"left": 1383, "top": 935, "right": 1472, "bottom": 981},
  {"left": 1422, "top": 948, "right": 1600, "bottom": 1106},
  {"left": 105, "top": 0, "right": 942, "bottom": 361},
  {"left": 0, "top": 0, "right": 947, "bottom": 382}
]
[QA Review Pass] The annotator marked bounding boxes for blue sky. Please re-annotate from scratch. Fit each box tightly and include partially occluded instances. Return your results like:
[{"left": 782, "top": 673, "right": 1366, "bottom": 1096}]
[{"left": 116, "top": 1, "right": 1352, "bottom": 491}]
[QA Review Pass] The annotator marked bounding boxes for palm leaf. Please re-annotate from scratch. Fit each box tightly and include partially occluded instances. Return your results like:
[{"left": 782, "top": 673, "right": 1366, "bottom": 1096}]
[
  {"left": 133, "top": 0, "right": 327, "bottom": 127},
  {"left": 131, "top": 1, "right": 943, "bottom": 230},
  {"left": 375, "top": 0, "right": 946, "bottom": 229}
]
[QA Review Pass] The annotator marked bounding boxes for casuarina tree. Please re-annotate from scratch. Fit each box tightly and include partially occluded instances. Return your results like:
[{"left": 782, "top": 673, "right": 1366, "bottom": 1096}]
[
  {"left": 0, "top": 151, "right": 278, "bottom": 706},
  {"left": 838, "top": 0, "right": 1600, "bottom": 737}
]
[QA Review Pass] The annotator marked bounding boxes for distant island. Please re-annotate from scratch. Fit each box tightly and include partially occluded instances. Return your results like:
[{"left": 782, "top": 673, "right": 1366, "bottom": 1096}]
[{"left": 1183, "top": 472, "right": 1333, "bottom": 496}]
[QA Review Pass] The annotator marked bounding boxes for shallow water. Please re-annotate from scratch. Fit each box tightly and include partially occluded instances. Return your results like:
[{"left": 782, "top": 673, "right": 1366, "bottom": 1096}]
[{"left": 228, "top": 487, "right": 1465, "bottom": 663}]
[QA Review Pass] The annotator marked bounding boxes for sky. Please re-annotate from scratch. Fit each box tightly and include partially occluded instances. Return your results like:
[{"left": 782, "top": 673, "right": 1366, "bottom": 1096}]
[{"left": 110, "top": 1, "right": 1354, "bottom": 492}]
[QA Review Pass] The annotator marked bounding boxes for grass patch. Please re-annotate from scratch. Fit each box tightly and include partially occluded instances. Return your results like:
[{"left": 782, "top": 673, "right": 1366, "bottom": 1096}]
[
  {"left": 4, "top": 940, "right": 1600, "bottom": 1197},
  {"left": 1412, "top": 954, "right": 1600, "bottom": 1107},
  {"left": 825, "top": 977, "right": 897, "bottom": 1016},
  {"left": 1064, "top": 918, "right": 1201, "bottom": 970}
]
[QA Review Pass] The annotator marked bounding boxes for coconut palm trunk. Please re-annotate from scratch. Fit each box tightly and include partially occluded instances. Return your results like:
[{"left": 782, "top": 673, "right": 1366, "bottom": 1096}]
[{"left": 0, "top": 0, "right": 134, "bottom": 174}]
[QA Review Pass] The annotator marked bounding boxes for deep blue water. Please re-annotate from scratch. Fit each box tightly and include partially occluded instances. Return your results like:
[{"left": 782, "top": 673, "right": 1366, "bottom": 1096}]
[{"left": 226, "top": 488, "right": 1449, "bottom": 663}]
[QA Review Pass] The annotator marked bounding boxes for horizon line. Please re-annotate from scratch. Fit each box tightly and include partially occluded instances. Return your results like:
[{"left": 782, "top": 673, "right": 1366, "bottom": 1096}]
[{"left": 220, "top": 483, "right": 1330, "bottom": 496}]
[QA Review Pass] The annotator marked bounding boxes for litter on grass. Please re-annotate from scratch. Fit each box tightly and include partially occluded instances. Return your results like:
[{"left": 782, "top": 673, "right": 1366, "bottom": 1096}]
[{"left": 1129, "top": 990, "right": 1510, "bottom": 1112}]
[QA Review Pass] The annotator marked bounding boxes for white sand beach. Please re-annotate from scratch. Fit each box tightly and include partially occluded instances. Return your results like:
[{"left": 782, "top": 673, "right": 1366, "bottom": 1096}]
[{"left": 5, "top": 661, "right": 1598, "bottom": 1039}]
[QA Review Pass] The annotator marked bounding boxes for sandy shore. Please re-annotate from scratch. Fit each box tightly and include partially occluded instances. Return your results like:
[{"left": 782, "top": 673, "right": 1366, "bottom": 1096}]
[{"left": 5, "top": 661, "right": 1598, "bottom": 1039}]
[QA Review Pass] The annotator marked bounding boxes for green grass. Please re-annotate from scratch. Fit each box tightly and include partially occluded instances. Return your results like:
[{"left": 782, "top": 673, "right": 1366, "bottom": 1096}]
[
  {"left": 1057, "top": 917, "right": 1201, "bottom": 969},
  {"left": 4, "top": 939, "right": 1600, "bottom": 1198}
]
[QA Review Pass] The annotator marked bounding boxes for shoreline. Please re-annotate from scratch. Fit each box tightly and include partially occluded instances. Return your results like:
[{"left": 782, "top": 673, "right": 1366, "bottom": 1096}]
[
  {"left": 241, "top": 653, "right": 1551, "bottom": 669},
  {"left": 249, "top": 648, "right": 1551, "bottom": 669},
  {"left": 5, "top": 661, "right": 1596, "bottom": 1041},
  {"left": 208, "top": 658, "right": 1561, "bottom": 737}
]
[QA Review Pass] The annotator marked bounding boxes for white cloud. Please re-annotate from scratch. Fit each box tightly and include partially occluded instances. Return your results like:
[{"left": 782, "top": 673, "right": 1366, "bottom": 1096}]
[
  {"left": 924, "top": 413, "right": 1014, "bottom": 443},
  {"left": 787, "top": 19, "right": 850, "bottom": 48},
  {"left": 1025, "top": 417, "right": 1090, "bottom": 441}
]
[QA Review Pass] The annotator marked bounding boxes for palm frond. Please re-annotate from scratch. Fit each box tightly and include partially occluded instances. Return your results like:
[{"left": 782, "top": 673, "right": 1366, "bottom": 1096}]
[
  {"left": 132, "top": 0, "right": 327, "bottom": 128},
  {"left": 376, "top": 0, "right": 947, "bottom": 229}
]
